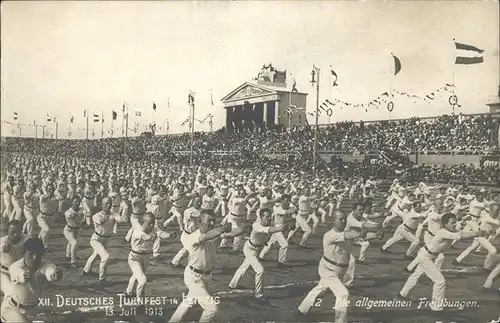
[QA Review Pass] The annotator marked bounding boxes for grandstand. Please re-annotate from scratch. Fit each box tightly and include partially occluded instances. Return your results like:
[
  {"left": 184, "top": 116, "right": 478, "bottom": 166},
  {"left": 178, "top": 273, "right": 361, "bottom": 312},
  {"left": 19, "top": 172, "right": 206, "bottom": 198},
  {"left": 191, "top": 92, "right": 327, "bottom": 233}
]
[{"left": 2, "top": 112, "right": 499, "bottom": 185}]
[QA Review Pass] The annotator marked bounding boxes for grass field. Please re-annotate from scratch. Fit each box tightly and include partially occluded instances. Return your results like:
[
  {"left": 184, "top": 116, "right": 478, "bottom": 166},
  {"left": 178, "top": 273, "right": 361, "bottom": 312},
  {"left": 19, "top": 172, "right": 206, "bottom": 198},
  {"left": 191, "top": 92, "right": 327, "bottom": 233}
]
[{"left": 1, "top": 198, "right": 499, "bottom": 323}]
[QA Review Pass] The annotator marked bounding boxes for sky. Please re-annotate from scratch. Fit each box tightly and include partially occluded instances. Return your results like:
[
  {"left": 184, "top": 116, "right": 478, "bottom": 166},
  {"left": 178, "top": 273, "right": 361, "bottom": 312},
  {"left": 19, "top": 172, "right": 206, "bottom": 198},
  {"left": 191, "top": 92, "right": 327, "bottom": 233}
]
[{"left": 1, "top": 1, "right": 499, "bottom": 139}]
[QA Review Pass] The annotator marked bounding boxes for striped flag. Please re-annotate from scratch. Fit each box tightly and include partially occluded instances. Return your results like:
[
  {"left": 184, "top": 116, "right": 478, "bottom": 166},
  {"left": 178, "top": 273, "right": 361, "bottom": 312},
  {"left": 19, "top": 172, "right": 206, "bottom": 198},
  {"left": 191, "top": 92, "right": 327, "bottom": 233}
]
[
  {"left": 46, "top": 114, "right": 52, "bottom": 122},
  {"left": 153, "top": 102, "right": 157, "bottom": 111},
  {"left": 455, "top": 41, "right": 484, "bottom": 64},
  {"left": 13, "top": 112, "right": 18, "bottom": 121},
  {"left": 135, "top": 111, "right": 142, "bottom": 117},
  {"left": 70, "top": 116, "right": 74, "bottom": 123},
  {"left": 93, "top": 114, "right": 100, "bottom": 122},
  {"left": 285, "top": 107, "right": 293, "bottom": 116}
]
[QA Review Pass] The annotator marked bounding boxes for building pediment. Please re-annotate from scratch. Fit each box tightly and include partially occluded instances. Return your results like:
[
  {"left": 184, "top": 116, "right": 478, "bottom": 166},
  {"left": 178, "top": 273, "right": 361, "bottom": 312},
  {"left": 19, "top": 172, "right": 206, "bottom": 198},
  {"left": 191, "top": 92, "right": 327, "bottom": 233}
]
[{"left": 221, "top": 82, "right": 277, "bottom": 103}]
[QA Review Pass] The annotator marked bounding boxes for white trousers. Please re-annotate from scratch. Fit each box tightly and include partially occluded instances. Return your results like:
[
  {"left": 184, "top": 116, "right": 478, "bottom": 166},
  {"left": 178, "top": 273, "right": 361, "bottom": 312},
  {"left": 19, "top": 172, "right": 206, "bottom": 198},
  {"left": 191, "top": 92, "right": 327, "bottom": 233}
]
[
  {"left": 400, "top": 248, "right": 445, "bottom": 311},
  {"left": 220, "top": 214, "right": 245, "bottom": 250},
  {"left": 307, "top": 212, "right": 320, "bottom": 234},
  {"left": 2, "top": 194, "right": 13, "bottom": 219},
  {"left": 126, "top": 252, "right": 150, "bottom": 298},
  {"left": 63, "top": 226, "right": 79, "bottom": 263},
  {"left": 37, "top": 214, "right": 54, "bottom": 248},
  {"left": 287, "top": 214, "right": 312, "bottom": 246},
  {"left": 83, "top": 238, "right": 110, "bottom": 280},
  {"left": 0, "top": 270, "right": 12, "bottom": 297},
  {"left": 172, "top": 231, "right": 190, "bottom": 266},
  {"left": 23, "top": 206, "right": 39, "bottom": 236},
  {"left": 259, "top": 230, "right": 288, "bottom": 264},
  {"left": 169, "top": 267, "right": 218, "bottom": 323},
  {"left": 298, "top": 259, "right": 350, "bottom": 323},
  {"left": 164, "top": 207, "right": 184, "bottom": 231},
  {"left": 382, "top": 224, "right": 420, "bottom": 256},
  {"left": 456, "top": 237, "right": 497, "bottom": 269},
  {"left": 9, "top": 198, "right": 24, "bottom": 222},
  {"left": 229, "top": 241, "right": 265, "bottom": 297},
  {"left": 483, "top": 257, "right": 500, "bottom": 288},
  {"left": 407, "top": 231, "right": 443, "bottom": 272}
]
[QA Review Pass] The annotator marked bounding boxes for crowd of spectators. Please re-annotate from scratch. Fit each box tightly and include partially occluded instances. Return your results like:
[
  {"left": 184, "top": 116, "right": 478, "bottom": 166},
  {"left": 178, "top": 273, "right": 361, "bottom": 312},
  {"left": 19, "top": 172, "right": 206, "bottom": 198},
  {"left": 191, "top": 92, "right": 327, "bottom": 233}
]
[{"left": 1, "top": 113, "right": 499, "bottom": 185}]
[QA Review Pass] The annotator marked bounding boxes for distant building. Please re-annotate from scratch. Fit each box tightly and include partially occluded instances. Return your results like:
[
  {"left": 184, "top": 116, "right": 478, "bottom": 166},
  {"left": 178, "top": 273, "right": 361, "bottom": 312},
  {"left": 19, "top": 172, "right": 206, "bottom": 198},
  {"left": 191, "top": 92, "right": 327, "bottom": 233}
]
[{"left": 221, "top": 64, "right": 308, "bottom": 132}]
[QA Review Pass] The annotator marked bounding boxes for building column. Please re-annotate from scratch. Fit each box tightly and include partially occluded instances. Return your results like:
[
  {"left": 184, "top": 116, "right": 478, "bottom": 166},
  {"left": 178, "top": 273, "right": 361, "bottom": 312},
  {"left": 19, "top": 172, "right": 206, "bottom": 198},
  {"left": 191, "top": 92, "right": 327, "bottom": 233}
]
[
  {"left": 274, "top": 100, "right": 279, "bottom": 125},
  {"left": 263, "top": 102, "right": 268, "bottom": 124}
]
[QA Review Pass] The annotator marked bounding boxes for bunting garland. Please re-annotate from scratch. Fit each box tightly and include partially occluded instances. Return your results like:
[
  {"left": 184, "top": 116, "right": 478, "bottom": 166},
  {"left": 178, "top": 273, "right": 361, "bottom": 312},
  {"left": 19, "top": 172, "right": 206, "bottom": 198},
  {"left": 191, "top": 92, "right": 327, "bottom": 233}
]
[{"left": 318, "top": 83, "right": 456, "bottom": 113}]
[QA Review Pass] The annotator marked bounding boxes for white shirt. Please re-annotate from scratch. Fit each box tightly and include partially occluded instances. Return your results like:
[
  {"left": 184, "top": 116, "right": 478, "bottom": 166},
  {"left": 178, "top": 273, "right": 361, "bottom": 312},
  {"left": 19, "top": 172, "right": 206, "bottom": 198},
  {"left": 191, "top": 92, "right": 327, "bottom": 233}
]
[
  {"left": 183, "top": 207, "right": 201, "bottom": 233},
  {"left": 65, "top": 208, "right": 84, "bottom": 229},
  {"left": 130, "top": 229, "right": 156, "bottom": 253},
  {"left": 184, "top": 229, "right": 219, "bottom": 272},
  {"left": 402, "top": 210, "right": 426, "bottom": 230},
  {"left": 479, "top": 210, "right": 500, "bottom": 233},
  {"left": 273, "top": 205, "right": 296, "bottom": 225},
  {"left": 469, "top": 199, "right": 486, "bottom": 218},
  {"left": 322, "top": 229, "right": 350, "bottom": 265},
  {"left": 248, "top": 221, "right": 271, "bottom": 247},
  {"left": 345, "top": 212, "right": 364, "bottom": 231},
  {"left": 91, "top": 211, "right": 123, "bottom": 240},
  {"left": 202, "top": 194, "right": 218, "bottom": 211},
  {"left": 426, "top": 228, "right": 461, "bottom": 255},
  {"left": 424, "top": 208, "right": 443, "bottom": 235}
]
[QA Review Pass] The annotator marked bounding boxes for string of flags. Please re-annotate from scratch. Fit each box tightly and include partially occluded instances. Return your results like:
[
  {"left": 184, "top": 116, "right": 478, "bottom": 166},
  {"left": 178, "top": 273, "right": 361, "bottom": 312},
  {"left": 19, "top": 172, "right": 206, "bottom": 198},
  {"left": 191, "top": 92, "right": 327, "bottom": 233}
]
[{"left": 306, "top": 83, "right": 458, "bottom": 116}]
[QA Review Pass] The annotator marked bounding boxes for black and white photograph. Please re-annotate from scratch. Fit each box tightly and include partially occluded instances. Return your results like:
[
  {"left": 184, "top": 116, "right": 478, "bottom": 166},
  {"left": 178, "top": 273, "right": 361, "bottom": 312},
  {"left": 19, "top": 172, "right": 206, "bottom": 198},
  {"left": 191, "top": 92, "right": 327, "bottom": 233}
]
[{"left": 1, "top": 1, "right": 499, "bottom": 322}]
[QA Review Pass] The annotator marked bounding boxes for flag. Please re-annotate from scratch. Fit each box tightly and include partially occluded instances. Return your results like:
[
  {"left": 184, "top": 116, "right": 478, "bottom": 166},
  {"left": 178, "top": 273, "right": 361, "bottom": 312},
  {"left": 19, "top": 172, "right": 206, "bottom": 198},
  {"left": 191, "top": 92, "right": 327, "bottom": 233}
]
[
  {"left": 330, "top": 68, "right": 338, "bottom": 86},
  {"left": 46, "top": 114, "right": 52, "bottom": 122},
  {"left": 455, "top": 41, "right": 484, "bottom": 64},
  {"left": 153, "top": 102, "right": 157, "bottom": 111},
  {"left": 101, "top": 113, "right": 104, "bottom": 123},
  {"left": 13, "top": 112, "right": 18, "bottom": 121},
  {"left": 93, "top": 114, "right": 100, "bottom": 122},
  {"left": 122, "top": 104, "right": 126, "bottom": 112},
  {"left": 112, "top": 111, "right": 117, "bottom": 120},
  {"left": 84, "top": 110, "right": 86, "bottom": 117},
  {"left": 188, "top": 91, "right": 195, "bottom": 105},
  {"left": 210, "top": 89, "right": 214, "bottom": 106},
  {"left": 70, "top": 116, "right": 74, "bottom": 123},
  {"left": 392, "top": 54, "right": 401, "bottom": 75},
  {"left": 285, "top": 108, "right": 293, "bottom": 115},
  {"left": 135, "top": 111, "right": 141, "bottom": 117}
]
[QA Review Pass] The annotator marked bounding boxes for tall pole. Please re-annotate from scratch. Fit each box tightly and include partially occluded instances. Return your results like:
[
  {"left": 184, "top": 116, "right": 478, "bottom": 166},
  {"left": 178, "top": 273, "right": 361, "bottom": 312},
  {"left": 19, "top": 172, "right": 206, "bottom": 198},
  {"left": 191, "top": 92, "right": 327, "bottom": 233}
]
[
  {"left": 125, "top": 108, "right": 129, "bottom": 159},
  {"left": 312, "top": 65, "right": 320, "bottom": 177},
  {"left": 190, "top": 100, "right": 195, "bottom": 166},
  {"left": 101, "top": 112, "right": 104, "bottom": 139},
  {"left": 42, "top": 125, "right": 46, "bottom": 140},
  {"left": 18, "top": 124, "right": 21, "bottom": 137},
  {"left": 85, "top": 110, "right": 89, "bottom": 160},
  {"left": 55, "top": 119, "right": 58, "bottom": 139},
  {"left": 34, "top": 121, "right": 37, "bottom": 154}
]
